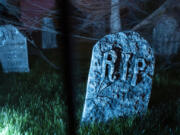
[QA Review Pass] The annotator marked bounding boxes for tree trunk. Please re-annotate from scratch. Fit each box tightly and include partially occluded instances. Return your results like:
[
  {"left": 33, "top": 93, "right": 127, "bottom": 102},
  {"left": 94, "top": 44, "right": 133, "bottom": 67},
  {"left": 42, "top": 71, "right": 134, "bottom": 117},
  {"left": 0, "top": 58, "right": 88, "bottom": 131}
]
[{"left": 110, "top": 0, "right": 122, "bottom": 33}]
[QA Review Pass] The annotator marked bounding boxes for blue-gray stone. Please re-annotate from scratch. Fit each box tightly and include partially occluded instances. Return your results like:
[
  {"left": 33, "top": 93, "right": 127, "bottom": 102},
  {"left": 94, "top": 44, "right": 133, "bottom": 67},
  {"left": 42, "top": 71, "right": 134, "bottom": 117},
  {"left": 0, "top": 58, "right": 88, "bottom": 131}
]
[
  {"left": 82, "top": 31, "right": 155, "bottom": 123},
  {"left": 42, "top": 17, "right": 57, "bottom": 49},
  {"left": 0, "top": 25, "right": 29, "bottom": 73},
  {"left": 152, "top": 15, "right": 180, "bottom": 58}
]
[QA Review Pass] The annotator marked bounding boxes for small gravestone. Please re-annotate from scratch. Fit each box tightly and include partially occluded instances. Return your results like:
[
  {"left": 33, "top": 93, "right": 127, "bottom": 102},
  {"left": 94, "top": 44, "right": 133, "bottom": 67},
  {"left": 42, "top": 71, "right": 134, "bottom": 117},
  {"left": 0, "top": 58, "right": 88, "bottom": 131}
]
[
  {"left": 82, "top": 31, "right": 155, "bottom": 123},
  {"left": 152, "top": 15, "right": 180, "bottom": 59},
  {"left": 92, "top": 18, "right": 106, "bottom": 38},
  {"left": 42, "top": 17, "right": 57, "bottom": 49},
  {"left": 0, "top": 25, "right": 29, "bottom": 73}
]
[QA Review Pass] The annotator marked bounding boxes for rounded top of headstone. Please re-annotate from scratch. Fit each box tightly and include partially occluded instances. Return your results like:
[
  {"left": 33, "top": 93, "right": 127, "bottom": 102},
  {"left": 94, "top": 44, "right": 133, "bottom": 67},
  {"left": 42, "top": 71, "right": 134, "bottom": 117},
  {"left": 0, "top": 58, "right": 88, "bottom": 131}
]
[
  {"left": 81, "top": 31, "right": 155, "bottom": 123},
  {"left": 153, "top": 15, "right": 178, "bottom": 36},
  {"left": 0, "top": 25, "right": 26, "bottom": 47},
  {"left": 94, "top": 31, "right": 153, "bottom": 59},
  {"left": 42, "top": 17, "right": 56, "bottom": 33}
]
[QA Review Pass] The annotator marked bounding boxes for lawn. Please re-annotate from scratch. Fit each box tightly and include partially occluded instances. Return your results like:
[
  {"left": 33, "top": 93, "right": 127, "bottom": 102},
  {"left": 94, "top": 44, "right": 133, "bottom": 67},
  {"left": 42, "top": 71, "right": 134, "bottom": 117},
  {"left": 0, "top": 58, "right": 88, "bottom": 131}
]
[{"left": 0, "top": 49, "right": 67, "bottom": 135}]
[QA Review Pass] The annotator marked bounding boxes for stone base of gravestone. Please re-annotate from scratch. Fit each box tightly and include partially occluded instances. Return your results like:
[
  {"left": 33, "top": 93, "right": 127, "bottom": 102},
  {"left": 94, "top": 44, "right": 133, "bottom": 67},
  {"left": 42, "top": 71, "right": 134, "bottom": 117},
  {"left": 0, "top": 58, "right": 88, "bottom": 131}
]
[
  {"left": 0, "top": 25, "right": 29, "bottom": 73},
  {"left": 42, "top": 17, "right": 58, "bottom": 49},
  {"left": 81, "top": 31, "right": 155, "bottom": 123}
]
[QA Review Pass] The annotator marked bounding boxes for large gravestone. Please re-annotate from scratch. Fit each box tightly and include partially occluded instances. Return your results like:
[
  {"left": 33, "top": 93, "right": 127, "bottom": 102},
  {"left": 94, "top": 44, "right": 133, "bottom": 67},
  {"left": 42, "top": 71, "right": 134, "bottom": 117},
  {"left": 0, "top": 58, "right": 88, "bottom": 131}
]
[
  {"left": 0, "top": 25, "right": 29, "bottom": 73},
  {"left": 82, "top": 31, "right": 155, "bottom": 123},
  {"left": 152, "top": 15, "right": 180, "bottom": 58},
  {"left": 42, "top": 17, "right": 57, "bottom": 49}
]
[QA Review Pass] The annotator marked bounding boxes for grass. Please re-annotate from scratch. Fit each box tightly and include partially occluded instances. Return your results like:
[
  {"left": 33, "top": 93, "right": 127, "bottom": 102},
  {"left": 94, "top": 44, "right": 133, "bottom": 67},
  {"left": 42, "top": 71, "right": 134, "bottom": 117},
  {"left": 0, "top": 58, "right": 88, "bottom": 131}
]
[
  {"left": 0, "top": 46, "right": 180, "bottom": 134},
  {"left": 0, "top": 94, "right": 66, "bottom": 135},
  {"left": 0, "top": 50, "right": 67, "bottom": 135}
]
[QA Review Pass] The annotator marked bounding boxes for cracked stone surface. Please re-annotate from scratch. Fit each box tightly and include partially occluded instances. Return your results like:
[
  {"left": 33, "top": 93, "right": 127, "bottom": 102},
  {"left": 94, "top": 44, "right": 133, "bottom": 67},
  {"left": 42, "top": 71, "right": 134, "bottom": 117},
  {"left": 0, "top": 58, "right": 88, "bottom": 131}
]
[
  {"left": 0, "top": 25, "right": 29, "bottom": 73},
  {"left": 81, "top": 31, "right": 155, "bottom": 123}
]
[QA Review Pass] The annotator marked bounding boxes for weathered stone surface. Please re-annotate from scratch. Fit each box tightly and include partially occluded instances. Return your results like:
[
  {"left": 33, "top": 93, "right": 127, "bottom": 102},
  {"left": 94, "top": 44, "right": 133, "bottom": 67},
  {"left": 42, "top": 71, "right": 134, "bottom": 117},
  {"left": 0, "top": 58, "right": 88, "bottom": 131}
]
[
  {"left": 152, "top": 15, "right": 180, "bottom": 58},
  {"left": 0, "top": 25, "right": 29, "bottom": 73},
  {"left": 42, "top": 17, "right": 57, "bottom": 49},
  {"left": 82, "top": 31, "right": 155, "bottom": 123}
]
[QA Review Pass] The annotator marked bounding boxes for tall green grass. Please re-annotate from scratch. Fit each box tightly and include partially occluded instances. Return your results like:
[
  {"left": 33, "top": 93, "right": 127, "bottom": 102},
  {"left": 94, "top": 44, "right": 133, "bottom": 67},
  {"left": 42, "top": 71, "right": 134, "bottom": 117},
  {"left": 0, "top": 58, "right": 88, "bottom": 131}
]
[
  {"left": 0, "top": 53, "right": 67, "bottom": 135},
  {"left": 0, "top": 94, "right": 66, "bottom": 135}
]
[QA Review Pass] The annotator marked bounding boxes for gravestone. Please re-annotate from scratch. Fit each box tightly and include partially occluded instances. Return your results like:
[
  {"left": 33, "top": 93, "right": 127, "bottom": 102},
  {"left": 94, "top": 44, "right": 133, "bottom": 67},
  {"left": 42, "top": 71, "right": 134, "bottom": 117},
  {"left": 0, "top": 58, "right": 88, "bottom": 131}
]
[
  {"left": 92, "top": 19, "right": 106, "bottom": 38},
  {"left": 152, "top": 15, "right": 180, "bottom": 59},
  {"left": 0, "top": 25, "right": 29, "bottom": 73},
  {"left": 82, "top": 31, "right": 155, "bottom": 123},
  {"left": 42, "top": 17, "right": 57, "bottom": 49}
]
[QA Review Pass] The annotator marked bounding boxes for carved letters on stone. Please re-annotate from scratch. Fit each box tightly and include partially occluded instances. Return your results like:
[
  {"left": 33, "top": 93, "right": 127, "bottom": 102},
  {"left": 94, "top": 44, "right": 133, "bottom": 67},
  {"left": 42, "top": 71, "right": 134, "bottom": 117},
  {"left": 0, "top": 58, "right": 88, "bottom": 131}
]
[
  {"left": 82, "top": 31, "right": 155, "bottom": 123},
  {"left": 0, "top": 25, "right": 29, "bottom": 73}
]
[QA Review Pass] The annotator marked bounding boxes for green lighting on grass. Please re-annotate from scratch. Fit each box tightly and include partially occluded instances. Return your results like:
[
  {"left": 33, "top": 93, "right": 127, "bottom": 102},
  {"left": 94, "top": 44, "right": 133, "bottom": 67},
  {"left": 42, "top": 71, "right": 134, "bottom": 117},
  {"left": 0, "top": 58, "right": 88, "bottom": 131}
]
[
  {"left": 0, "top": 126, "right": 8, "bottom": 135},
  {"left": 0, "top": 108, "right": 23, "bottom": 135},
  {"left": 0, "top": 124, "right": 22, "bottom": 135}
]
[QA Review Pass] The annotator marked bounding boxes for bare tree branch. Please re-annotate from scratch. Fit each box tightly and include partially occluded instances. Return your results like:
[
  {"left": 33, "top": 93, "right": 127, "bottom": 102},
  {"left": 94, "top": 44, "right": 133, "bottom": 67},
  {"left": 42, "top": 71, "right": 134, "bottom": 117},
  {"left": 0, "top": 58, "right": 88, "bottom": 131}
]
[{"left": 26, "top": 37, "right": 60, "bottom": 70}]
